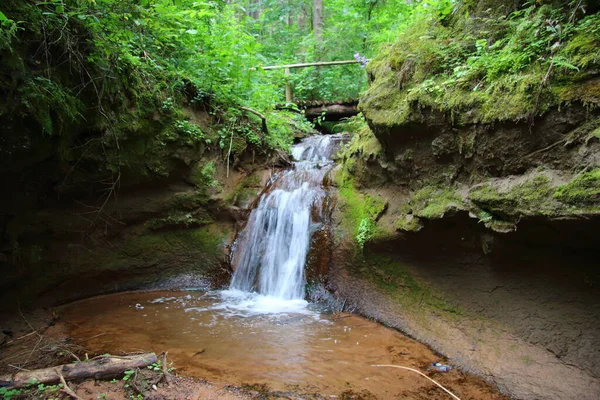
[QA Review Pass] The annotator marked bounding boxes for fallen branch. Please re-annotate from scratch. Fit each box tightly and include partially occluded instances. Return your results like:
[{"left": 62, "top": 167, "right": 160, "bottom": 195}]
[
  {"left": 240, "top": 107, "right": 268, "bottom": 135},
  {"left": 372, "top": 364, "right": 461, "bottom": 400},
  {"left": 1, "top": 353, "right": 158, "bottom": 389},
  {"left": 56, "top": 368, "right": 83, "bottom": 400}
]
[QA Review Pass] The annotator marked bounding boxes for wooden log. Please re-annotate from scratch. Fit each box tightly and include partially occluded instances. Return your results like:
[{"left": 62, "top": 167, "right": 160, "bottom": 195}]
[
  {"left": 0, "top": 353, "right": 158, "bottom": 389},
  {"left": 304, "top": 104, "right": 359, "bottom": 121}
]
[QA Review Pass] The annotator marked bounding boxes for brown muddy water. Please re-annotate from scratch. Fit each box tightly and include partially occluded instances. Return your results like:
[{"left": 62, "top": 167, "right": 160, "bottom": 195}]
[{"left": 60, "top": 290, "right": 507, "bottom": 399}]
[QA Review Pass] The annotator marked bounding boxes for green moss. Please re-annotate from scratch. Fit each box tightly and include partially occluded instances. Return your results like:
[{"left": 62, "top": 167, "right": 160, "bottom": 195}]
[
  {"left": 145, "top": 210, "right": 211, "bottom": 231},
  {"left": 469, "top": 175, "right": 555, "bottom": 219},
  {"left": 334, "top": 168, "right": 386, "bottom": 249},
  {"left": 225, "top": 174, "right": 262, "bottom": 206},
  {"left": 394, "top": 214, "right": 424, "bottom": 232},
  {"left": 362, "top": 253, "right": 462, "bottom": 316},
  {"left": 361, "top": 6, "right": 600, "bottom": 130},
  {"left": 169, "top": 191, "right": 210, "bottom": 209},
  {"left": 554, "top": 169, "right": 600, "bottom": 205},
  {"left": 561, "top": 29, "right": 600, "bottom": 70},
  {"left": 336, "top": 114, "right": 382, "bottom": 161},
  {"left": 73, "top": 224, "right": 226, "bottom": 273},
  {"left": 408, "top": 186, "right": 463, "bottom": 219}
]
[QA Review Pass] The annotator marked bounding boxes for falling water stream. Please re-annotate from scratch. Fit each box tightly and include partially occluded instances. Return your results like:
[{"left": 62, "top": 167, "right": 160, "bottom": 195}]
[
  {"left": 227, "top": 134, "right": 343, "bottom": 309},
  {"left": 59, "top": 135, "right": 506, "bottom": 399}
]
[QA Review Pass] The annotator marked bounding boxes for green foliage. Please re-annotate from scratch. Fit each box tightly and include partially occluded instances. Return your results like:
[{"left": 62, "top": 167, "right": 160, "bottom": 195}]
[
  {"left": 147, "top": 360, "right": 163, "bottom": 372},
  {"left": 362, "top": 2, "right": 600, "bottom": 127},
  {"left": 266, "top": 110, "right": 314, "bottom": 151},
  {"left": 0, "top": 9, "right": 19, "bottom": 52},
  {"left": 1, "top": 0, "right": 298, "bottom": 184},
  {"left": 19, "top": 77, "right": 83, "bottom": 135},
  {"left": 0, "top": 387, "right": 24, "bottom": 400},
  {"left": 189, "top": 161, "right": 219, "bottom": 193},
  {"left": 174, "top": 120, "right": 204, "bottom": 142},
  {"left": 554, "top": 169, "right": 600, "bottom": 205},
  {"left": 232, "top": 0, "right": 456, "bottom": 101}
]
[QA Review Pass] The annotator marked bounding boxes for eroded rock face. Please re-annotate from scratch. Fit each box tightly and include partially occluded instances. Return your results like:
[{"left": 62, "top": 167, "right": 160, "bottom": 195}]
[
  {"left": 330, "top": 74, "right": 600, "bottom": 398},
  {"left": 0, "top": 142, "right": 273, "bottom": 310}
]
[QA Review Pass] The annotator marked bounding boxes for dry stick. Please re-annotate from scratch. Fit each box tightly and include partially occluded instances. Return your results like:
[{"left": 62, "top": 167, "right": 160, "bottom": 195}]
[
  {"left": 130, "top": 368, "right": 144, "bottom": 397},
  {"left": 55, "top": 369, "right": 83, "bottom": 400},
  {"left": 4, "top": 330, "right": 38, "bottom": 345},
  {"left": 372, "top": 364, "right": 461, "bottom": 400},
  {"left": 226, "top": 121, "right": 236, "bottom": 178},
  {"left": 161, "top": 352, "right": 172, "bottom": 386}
]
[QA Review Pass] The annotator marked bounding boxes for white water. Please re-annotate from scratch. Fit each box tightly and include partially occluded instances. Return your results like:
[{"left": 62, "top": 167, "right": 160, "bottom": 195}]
[{"left": 228, "top": 135, "right": 344, "bottom": 312}]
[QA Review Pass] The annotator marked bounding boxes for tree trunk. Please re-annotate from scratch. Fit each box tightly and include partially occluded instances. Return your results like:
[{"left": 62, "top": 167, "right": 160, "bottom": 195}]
[
  {"left": 0, "top": 353, "right": 158, "bottom": 389},
  {"left": 250, "top": 0, "right": 261, "bottom": 20},
  {"left": 313, "top": 0, "right": 323, "bottom": 43}
]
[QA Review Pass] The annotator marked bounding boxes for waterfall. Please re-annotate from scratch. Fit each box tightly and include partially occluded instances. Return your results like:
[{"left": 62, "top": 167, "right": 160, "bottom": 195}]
[{"left": 229, "top": 134, "right": 344, "bottom": 301}]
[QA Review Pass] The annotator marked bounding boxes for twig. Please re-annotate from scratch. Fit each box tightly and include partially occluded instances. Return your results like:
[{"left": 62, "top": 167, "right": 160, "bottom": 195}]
[
  {"left": 55, "top": 368, "right": 83, "bottom": 400},
  {"left": 524, "top": 138, "right": 566, "bottom": 158},
  {"left": 23, "top": 335, "right": 44, "bottom": 367},
  {"left": 372, "top": 364, "right": 461, "bottom": 400},
  {"left": 19, "top": 309, "right": 40, "bottom": 338},
  {"left": 130, "top": 368, "right": 144, "bottom": 397},
  {"left": 8, "top": 364, "right": 30, "bottom": 372},
  {"left": 161, "top": 352, "right": 172, "bottom": 386},
  {"left": 4, "top": 330, "right": 38, "bottom": 345}
]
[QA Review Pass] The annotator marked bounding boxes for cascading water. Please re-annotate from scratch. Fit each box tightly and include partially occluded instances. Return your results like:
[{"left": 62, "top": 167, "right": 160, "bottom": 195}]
[{"left": 227, "top": 134, "right": 344, "bottom": 308}]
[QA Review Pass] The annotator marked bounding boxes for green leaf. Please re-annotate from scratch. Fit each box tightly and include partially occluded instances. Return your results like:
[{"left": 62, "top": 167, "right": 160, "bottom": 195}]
[
  {"left": 0, "top": 11, "right": 8, "bottom": 21},
  {"left": 56, "top": 5, "right": 65, "bottom": 13}
]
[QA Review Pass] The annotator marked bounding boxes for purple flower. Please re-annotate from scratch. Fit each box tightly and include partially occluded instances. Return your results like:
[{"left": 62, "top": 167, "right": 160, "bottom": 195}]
[{"left": 354, "top": 52, "right": 369, "bottom": 68}]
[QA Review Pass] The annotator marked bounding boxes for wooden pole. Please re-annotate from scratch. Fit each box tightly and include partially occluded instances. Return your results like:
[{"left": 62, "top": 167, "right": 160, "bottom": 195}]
[
  {"left": 258, "top": 59, "right": 367, "bottom": 70},
  {"left": 284, "top": 67, "right": 292, "bottom": 102}
]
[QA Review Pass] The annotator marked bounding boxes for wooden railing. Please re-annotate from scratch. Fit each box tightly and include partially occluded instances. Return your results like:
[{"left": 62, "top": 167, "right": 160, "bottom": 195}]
[{"left": 254, "top": 59, "right": 368, "bottom": 102}]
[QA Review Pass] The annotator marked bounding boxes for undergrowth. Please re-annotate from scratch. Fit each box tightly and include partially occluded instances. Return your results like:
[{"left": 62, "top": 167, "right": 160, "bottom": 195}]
[{"left": 362, "top": 1, "right": 600, "bottom": 127}]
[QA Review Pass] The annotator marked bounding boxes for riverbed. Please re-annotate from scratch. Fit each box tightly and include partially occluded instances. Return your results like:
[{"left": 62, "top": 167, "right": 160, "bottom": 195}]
[{"left": 60, "top": 290, "right": 507, "bottom": 399}]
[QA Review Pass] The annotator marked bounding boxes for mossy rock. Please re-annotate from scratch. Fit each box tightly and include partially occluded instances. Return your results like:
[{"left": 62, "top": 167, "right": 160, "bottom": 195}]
[
  {"left": 469, "top": 176, "right": 555, "bottom": 219},
  {"left": 360, "top": 5, "right": 600, "bottom": 133},
  {"left": 554, "top": 169, "right": 600, "bottom": 205},
  {"left": 407, "top": 186, "right": 464, "bottom": 219},
  {"left": 395, "top": 214, "right": 424, "bottom": 232}
]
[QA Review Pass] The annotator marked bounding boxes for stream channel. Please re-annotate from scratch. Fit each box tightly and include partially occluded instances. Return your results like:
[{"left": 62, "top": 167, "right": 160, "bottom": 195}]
[{"left": 60, "top": 135, "right": 506, "bottom": 399}]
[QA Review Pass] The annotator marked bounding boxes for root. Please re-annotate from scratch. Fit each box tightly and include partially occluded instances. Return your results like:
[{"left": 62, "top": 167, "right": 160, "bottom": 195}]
[
  {"left": 372, "top": 364, "right": 461, "bottom": 400},
  {"left": 55, "top": 368, "right": 83, "bottom": 400},
  {"left": 161, "top": 351, "right": 173, "bottom": 386}
]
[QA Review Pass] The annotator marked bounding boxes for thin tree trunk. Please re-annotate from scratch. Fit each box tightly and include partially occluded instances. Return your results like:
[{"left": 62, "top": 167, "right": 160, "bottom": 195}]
[
  {"left": 313, "top": 0, "right": 323, "bottom": 43},
  {"left": 250, "top": 0, "right": 261, "bottom": 20}
]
